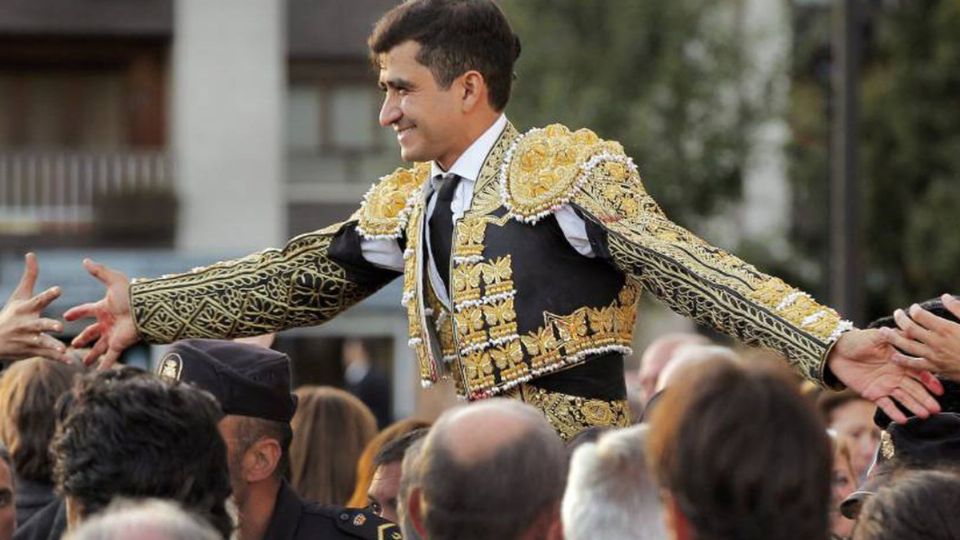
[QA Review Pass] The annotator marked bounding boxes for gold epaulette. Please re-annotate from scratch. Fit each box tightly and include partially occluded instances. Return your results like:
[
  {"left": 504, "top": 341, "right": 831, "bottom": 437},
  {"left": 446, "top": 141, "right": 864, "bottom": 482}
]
[
  {"left": 356, "top": 162, "right": 431, "bottom": 239},
  {"left": 499, "top": 124, "right": 631, "bottom": 223}
]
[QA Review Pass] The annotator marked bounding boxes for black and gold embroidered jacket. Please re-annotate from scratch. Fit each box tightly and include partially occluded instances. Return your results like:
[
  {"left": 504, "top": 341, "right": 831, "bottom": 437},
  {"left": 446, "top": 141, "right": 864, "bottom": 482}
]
[{"left": 130, "top": 122, "right": 851, "bottom": 399}]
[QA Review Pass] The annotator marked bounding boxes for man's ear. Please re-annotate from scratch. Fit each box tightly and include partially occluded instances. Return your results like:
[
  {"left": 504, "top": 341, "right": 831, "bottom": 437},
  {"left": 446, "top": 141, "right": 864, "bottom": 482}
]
[
  {"left": 407, "top": 486, "right": 428, "bottom": 538},
  {"left": 243, "top": 438, "right": 282, "bottom": 483},
  {"left": 459, "top": 70, "right": 487, "bottom": 112}
]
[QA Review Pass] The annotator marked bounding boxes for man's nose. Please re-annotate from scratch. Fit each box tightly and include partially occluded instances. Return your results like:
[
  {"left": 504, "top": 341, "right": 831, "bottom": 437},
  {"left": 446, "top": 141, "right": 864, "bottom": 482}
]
[{"left": 379, "top": 95, "right": 401, "bottom": 127}]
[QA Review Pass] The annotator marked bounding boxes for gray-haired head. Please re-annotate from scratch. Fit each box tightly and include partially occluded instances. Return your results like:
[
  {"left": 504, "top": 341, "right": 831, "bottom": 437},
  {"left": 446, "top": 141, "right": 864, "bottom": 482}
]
[
  {"left": 64, "top": 498, "right": 222, "bottom": 540},
  {"left": 562, "top": 424, "right": 666, "bottom": 540}
]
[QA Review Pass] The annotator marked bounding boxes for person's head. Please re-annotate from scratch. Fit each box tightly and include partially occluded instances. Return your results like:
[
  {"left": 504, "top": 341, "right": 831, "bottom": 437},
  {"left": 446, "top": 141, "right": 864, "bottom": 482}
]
[
  {"left": 52, "top": 367, "right": 232, "bottom": 538},
  {"left": 0, "top": 447, "right": 14, "bottom": 540},
  {"left": 655, "top": 344, "right": 739, "bottom": 393},
  {"left": 64, "top": 498, "right": 221, "bottom": 540},
  {"left": 410, "top": 399, "right": 566, "bottom": 540},
  {"left": 348, "top": 418, "right": 432, "bottom": 508},
  {"left": 819, "top": 390, "right": 880, "bottom": 480},
  {"left": 156, "top": 340, "right": 297, "bottom": 516},
  {"left": 637, "top": 333, "right": 709, "bottom": 405},
  {"left": 0, "top": 357, "right": 81, "bottom": 483},
  {"left": 562, "top": 425, "right": 666, "bottom": 540},
  {"left": 648, "top": 362, "right": 832, "bottom": 540},
  {"left": 398, "top": 437, "right": 427, "bottom": 540},
  {"left": 368, "top": 428, "right": 429, "bottom": 523},
  {"left": 290, "top": 386, "right": 378, "bottom": 505},
  {"left": 853, "top": 468, "right": 960, "bottom": 540},
  {"left": 369, "top": 0, "right": 520, "bottom": 168},
  {"left": 828, "top": 432, "right": 857, "bottom": 540}
]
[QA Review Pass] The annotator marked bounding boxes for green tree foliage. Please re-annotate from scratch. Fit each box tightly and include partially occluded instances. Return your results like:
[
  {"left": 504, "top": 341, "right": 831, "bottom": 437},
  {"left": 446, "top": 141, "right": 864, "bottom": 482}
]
[
  {"left": 788, "top": 0, "right": 960, "bottom": 318},
  {"left": 499, "top": 0, "right": 764, "bottom": 225}
]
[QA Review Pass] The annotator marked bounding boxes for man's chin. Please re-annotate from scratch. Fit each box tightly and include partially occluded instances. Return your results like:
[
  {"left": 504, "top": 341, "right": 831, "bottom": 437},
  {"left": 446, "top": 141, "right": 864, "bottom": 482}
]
[{"left": 399, "top": 145, "right": 432, "bottom": 164}]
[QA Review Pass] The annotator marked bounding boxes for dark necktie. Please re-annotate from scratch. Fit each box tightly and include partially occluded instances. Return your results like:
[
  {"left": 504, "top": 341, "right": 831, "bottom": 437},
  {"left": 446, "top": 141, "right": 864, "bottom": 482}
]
[{"left": 429, "top": 173, "right": 461, "bottom": 292}]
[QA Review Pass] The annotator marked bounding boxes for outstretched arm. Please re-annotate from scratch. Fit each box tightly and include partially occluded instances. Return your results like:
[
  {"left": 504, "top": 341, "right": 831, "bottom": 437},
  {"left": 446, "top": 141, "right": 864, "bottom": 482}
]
[
  {"left": 882, "top": 294, "right": 960, "bottom": 381},
  {"left": 66, "top": 221, "right": 400, "bottom": 368},
  {"left": 0, "top": 253, "right": 67, "bottom": 361},
  {"left": 569, "top": 152, "right": 940, "bottom": 422}
]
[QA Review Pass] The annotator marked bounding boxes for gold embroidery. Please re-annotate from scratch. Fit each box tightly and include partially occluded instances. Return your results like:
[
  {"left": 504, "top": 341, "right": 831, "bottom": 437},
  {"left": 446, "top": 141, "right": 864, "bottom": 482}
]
[
  {"left": 879, "top": 430, "right": 895, "bottom": 461},
  {"left": 130, "top": 223, "right": 383, "bottom": 344},
  {"left": 357, "top": 163, "right": 430, "bottom": 239},
  {"left": 506, "top": 384, "right": 631, "bottom": 442},
  {"left": 567, "top": 138, "right": 848, "bottom": 384}
]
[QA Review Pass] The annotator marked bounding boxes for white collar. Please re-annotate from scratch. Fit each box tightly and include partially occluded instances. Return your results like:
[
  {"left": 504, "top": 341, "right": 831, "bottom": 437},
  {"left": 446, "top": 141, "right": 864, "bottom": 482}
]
[{"left": 430, "top": 114, "right": 507, "bottom": 181}]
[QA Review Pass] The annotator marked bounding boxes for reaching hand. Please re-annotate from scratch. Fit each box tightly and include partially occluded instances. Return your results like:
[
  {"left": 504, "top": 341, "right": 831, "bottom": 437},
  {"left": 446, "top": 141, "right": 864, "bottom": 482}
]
[
  {"left": 826, "top": 328, "right": 943, "bottom": 424},
  {"left": 0, "top": 253, "right": 67, "bottom": 361},
  {"left": 63, "top": 259, "right": 139, "bottom": 369},
  {"left": 882, "top": 294, "right": 960, "bottom": 382}
]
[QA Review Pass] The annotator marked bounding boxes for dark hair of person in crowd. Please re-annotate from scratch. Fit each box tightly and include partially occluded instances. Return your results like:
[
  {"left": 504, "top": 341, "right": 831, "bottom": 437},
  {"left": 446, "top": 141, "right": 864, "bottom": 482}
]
[
  {"left": 648, "top": 361, "right": 832, "bottom": 540},
  {"left": 348, "top": 418, "right": 432, "bottom": 508},
  {"left": 52, "top": 368, "right": 232, "bottom": 538},
  {"left": 373, "top": 428, "right": 430, "bottom": 468},
  {"left": 0, "top": 358, "right": 81, "bottom": 482},
  {"left": 289, "top": 386, "right": 378, "bottom": 505},
  {"left": 853, "top": 468, "right": 960, "bottom": 540},
  {"left": 368, "top": 0, "right": 521, "bottom": 111}
]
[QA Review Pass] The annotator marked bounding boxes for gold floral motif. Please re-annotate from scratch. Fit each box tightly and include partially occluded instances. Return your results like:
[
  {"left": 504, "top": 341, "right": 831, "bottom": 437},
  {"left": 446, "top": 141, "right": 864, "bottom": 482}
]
[
  {"left": 463, "top": 351, "right": 496, "bottom": 389},
  {"left": 506, "top": 384, "right": 631, "bottom": 442},
  {"left": 357, "top": 163, "right": 430, "bottom": 238},
  {"left": 490, "top": 340, "right": 528, "bottom": 382},
  {"left": 520, "top": 326, "right": 561, "bottom": 370},
  {"left": 455, "top": 218, "right": 487, "bottom": 258}
]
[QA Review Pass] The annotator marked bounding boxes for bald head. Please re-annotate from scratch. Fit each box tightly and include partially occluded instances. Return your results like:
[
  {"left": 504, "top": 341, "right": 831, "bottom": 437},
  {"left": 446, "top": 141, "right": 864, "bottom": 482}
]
[
  {"left": 413, "top": 399, "right": 566, "bottom": 540},
  {"left": 638, "top": 333, "right": 710, "bottom": 404},
  {"left": 435, "top": 399, "right": 550, "bottom": 464},
  {"left": 656, "top": 344, "right": 739, "bottom": 393}
]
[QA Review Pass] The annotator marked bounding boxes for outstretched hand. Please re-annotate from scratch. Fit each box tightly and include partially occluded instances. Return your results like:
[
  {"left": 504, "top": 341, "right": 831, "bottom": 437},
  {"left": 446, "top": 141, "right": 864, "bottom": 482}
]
[
  {"left": 63, "top": 259, "right": 138, "bottom": 369},
  {"left": 882, "top": 294, "right": 960, "bottom": 382},
  {"left": 827, "top": 328, "right": 943, "bottom": 424},
  {"left": 0, "top": 253, "right": 67, "bottom": 361}
]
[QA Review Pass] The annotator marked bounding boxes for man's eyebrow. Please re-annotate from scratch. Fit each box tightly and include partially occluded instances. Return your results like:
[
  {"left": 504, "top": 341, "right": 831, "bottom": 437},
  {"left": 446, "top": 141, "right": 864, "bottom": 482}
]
[{"left": 380, "top": 78, "right": 414, "bottom": 90}]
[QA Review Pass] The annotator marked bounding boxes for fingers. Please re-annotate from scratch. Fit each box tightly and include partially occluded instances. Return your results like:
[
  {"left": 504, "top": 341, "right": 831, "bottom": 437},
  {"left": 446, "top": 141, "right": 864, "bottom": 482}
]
[
  {"left": 96, "top": 348, "right": 121, "bottom": 371},
  {"left": 11, "top": 252, "right": 38, "bottom": 299},
  {"left": 916, "top": 369, "right": 945, "bottom": 396},
  {"left": 63, "top": 302, "right": 98, "bottom": 322},
  {"left": 894, "top": 309, "right": 933, "bottom": 343},
  {"left": 876, "top": 396, "right": 907, "bottom": 424},
  {"left": 22, "top": 286, "right": 61, "bottom": 313},
  {"left": 898, "top": 376, "right": 941, "bottom": 416},
  {"left": 83, "top": 338, "right": 109, "bottom": 366},
  {"left": 83, "top": 259, "right": 124, "bottom": 287},
  {"left": 890, "top": 351, "right": 938, "bottom": 373},
  {"left": 908, "top": 304, "right": 950, "bottom": 333},
  {"left": 35, "top": 333, "right": 66, "bottom": 356},
  {"left": 28, "top": 318, "right": 64, "bottom": 334},
  {"left": 71, "top": 323, "right": 103, "bottom": 349},
  {"left": 880, "top": 327, "right": 928, "bottom": 358}
]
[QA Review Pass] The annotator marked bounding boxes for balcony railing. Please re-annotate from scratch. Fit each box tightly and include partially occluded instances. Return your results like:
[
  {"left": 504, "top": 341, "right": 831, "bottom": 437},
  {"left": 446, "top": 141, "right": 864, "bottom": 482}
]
[{"left": 0, "top": 150, "right": 174, "bottom": 233}]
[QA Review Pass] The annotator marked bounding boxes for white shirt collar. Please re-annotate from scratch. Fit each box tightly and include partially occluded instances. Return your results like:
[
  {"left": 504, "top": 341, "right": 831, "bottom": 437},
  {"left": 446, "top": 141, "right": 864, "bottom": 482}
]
[{"left": 430, "top": 114, "right": 507, "bottom": 182}]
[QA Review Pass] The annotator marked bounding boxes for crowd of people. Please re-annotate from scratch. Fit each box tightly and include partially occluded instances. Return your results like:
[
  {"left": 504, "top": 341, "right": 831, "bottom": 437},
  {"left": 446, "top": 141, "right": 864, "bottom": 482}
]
[
  {"left": 0, "top": 251, "right": 959, "bottom": 539},
  {"left": 1, "top": 0, "right": 959, "bottom": 537}
]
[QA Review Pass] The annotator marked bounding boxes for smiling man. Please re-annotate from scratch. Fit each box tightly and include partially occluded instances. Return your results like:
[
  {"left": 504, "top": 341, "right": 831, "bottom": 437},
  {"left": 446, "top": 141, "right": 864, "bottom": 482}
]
[{"left": 65, "top": 0, "right": 941, "bottom": 440}]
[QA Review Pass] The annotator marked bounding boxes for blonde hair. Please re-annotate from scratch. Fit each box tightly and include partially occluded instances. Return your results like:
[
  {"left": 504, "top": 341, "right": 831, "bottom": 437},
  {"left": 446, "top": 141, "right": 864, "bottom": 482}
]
[{"left": 289, "top": 386, "right": 378, "bottom": 505}]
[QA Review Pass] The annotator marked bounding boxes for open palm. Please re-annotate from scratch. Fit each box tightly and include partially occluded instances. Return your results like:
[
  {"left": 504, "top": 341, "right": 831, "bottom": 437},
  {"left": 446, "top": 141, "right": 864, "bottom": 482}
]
[{"left": 63, "top": 259, "right": 139, "bottom": 368}]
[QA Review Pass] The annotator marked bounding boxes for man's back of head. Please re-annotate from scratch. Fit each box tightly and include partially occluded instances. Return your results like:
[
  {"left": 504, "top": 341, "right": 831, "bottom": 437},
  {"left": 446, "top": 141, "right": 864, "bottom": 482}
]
[
  {"left": 562, "top": 425, "right": 666, "bottom": 540},
  {"left": 65, "top": 499, "right": 221, "bottom": 540},
  {"left": 648, "top": 362, "right": 832, "bottom": 540},
  {"left": 410, "top": 399, "right": 565, "bottom": 540},
  {"left": 53, "top": 368, "right": 232, "bottom": 538}
]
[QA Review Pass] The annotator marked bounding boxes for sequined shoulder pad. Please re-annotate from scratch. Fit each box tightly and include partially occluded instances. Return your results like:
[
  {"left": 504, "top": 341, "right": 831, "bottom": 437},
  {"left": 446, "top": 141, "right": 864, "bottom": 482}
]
[
  {"left": 500, "top": 124, "right": 630, "bottom": 223},
  {"left": 356, "top": 162, "right": 430, "bottom": 239}
]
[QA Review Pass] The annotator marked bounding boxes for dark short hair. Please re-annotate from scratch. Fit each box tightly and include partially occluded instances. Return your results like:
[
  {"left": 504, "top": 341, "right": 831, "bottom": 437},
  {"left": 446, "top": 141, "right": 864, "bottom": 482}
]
[
  {"left": 648, "top": 362, "right": 832, "bottom": 540},
  {"left": 232, "top": 416, "right": 293, "bottom": 481},
  {"left": 373, "top": 428, "right": 429, "bottom": 468},
  {"left": 854, "top": 468, "right": 960, "bottom": 540},
  {"left": 0, "top": 358, "right": 81, "bottom": 482},
  {"left": 53, "top": 368, "right": 232, "bottom": 538},
  {"left": 368, "top": 0, "right": 520, "bottom": 111}
]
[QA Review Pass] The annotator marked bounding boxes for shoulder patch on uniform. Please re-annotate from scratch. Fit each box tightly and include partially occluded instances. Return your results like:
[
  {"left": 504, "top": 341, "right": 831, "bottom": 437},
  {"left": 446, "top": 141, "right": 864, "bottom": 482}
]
[
  {"left": 499, "top": 124, "right": 632, "bottom": 224},
  {"left": 157, "top": 352, "right": 183, "bottom": 381},
  {"left": 334, "top": 508, "right": 402, "bottom": 540},
  {"left": 357, "top": 163, "right": 430, "bottom": 240}
]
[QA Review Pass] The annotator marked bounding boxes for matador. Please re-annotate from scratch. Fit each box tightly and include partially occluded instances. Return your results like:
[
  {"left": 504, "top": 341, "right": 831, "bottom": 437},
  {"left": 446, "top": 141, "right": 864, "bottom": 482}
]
[{"left": 65, "top": 0, "right": 941, "bottom": 440}]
